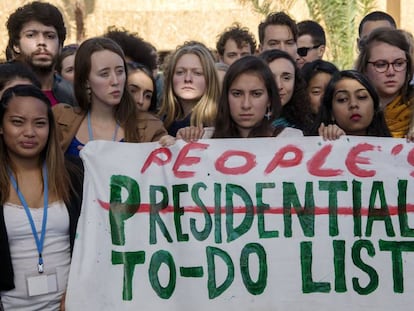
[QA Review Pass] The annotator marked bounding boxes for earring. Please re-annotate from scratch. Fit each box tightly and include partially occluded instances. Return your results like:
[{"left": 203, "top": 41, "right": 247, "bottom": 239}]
[
  {"left": 264, "top": 107, "right": 271, "bottom": 120},
  {"left": 86, "top": 85, "right": 92, "bottom": 103}
]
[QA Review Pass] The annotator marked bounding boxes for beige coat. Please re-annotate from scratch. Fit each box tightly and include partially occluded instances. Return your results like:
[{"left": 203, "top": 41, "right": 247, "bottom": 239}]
[{"left": 52, "top": 103, "right": 167, "bottom": 152}]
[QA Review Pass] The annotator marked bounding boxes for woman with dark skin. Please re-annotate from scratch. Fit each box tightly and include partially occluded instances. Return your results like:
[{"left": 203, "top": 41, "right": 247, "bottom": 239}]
[{"left": 317, "top": 70, "right": 391, "bottom": 140}]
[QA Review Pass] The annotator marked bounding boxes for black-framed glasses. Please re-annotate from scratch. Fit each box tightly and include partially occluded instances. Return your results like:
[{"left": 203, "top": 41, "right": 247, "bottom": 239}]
[
  {"left": 367, "top": 58, "right": 407, "bottom": 73},
  {"left": 297, "top": 44, "right": 322, "bottom": 57}
]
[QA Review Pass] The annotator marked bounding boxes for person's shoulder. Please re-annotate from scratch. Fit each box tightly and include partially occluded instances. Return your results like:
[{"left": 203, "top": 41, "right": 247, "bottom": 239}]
[
  {"left": 53, "top": 103, "right": 82, "bottom": 115},
  {"left": 136, "top": 111, "right": 163, "bottom": 122},
  {"left": 52, "top": 103, "right": 84, "bottom": 124}
]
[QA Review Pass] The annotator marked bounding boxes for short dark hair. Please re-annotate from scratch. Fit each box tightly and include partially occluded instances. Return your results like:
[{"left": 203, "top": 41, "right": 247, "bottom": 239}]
[
  {"left": 0, "top": 61, "right": 41, "bottom": 91},
  {"left": 301, "top": 59, "right": 338, "bottom": 84},
  {"left": 6, "top": 1, "right": 66, "bottom": 53},
  {"left": 297, "top": 20, "right": 326, "bottom": 46},
  {"left": 358, "top": 11, "right": 396, "bottom": 37},
  {"left": 258, "top": 12, "right": 298, "bottom": 44},
  {"left": 104, "top": 26, "right": 157, "bottom": 71},
  {"left": 216, "top": 23, "right": 256, "bottom": 56}
]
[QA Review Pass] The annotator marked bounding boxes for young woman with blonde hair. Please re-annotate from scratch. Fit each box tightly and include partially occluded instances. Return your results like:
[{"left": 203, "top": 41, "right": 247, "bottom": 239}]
[{"left": 158, "top": 41, "right": 221, "bottom": 136}]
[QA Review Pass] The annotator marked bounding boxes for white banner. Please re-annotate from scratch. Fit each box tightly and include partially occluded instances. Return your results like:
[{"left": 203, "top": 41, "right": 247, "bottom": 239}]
[{"left": 66, "top": 137, "right": 414, "bottom": 310}]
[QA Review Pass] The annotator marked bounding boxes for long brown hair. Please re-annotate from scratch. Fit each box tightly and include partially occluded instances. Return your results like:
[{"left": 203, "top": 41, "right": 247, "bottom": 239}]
[
  {"left": 74, "top": 36, "right": 141, "bottom": 142},
  {"left": 212, "top": 56, "right": 282, "bottom": 138},
  {"left": 0, "top": 85, "right": 74, "bottom": 204}
]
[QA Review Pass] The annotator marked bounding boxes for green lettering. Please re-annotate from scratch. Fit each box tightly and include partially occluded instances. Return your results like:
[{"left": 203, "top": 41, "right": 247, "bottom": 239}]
[
  {"left": 319, "top": 181, "right": 348, "bottom": 237},
  {"left": 172, "top": 184, "right": 189, "bottom": 242},
  {"left": 256, "top": 183, "right": 278, "bottom": 238},
  {"left": 283, "top": 182, "right": 315, "bottom": 238},
  {"left": 240, "top": 243, "right": 267, "bottom": 295},
  {"left": 353, "top": 180, "right": 362, "bottom": 237},
  {"left": 300, "top": 241, "right": 331, "bottom": 293},
  {"left": 226, "top": 184, "right": 254, "bottom": 242},
  {"left": 333, "top": 240, "right": 346, "bottom": 292},
  {"left": 190, "top": 182, "right": 212, "bottom": 241},
  {"left": 397, "top": 180, "right": 414, "bottom": 237},
  {"left": 352, "top": 240, "right": 378, "bottom": 295},
  {"left": 379, "top": 240, "right": 414, "bottom": 293},
  {"left": 112, "top": 250, "right": 145, "bottom": 301},
  {"left": 214, "top": 183, "right": 222, "bottom": 244},
  {"left": 207, "top": 246, "right": 234, "bottom": 299},
  {"left": 109, "top": 175, "right": 140, "bottom": 246},
  {"left": 366, "top": 181, "right": 395, "bottom": 237},
  {"left": 149, "top": 250, "right": 176, "bottom": 299},
  {"left": 149, "top": 185, "right": 172, "bottom": 244}
]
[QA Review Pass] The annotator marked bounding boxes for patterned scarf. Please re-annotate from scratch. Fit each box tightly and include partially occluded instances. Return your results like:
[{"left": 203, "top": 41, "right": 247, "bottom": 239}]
[{"left": 384, "top": 95, "right": 413, "bottom": 138}]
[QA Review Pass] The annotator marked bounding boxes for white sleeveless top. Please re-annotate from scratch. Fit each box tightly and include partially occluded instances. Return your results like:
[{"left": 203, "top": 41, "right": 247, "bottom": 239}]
[{"left": 0, "top": 201, "right": 70, "bottom": 311}]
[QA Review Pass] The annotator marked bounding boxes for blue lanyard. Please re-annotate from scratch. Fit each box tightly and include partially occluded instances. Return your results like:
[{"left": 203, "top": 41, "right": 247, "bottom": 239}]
[
  {"left": 9, "top": 163, "right": 48, "bottom": 274},
  {"left": 87, "top": 111, "right": 120, "bottom": 141}
]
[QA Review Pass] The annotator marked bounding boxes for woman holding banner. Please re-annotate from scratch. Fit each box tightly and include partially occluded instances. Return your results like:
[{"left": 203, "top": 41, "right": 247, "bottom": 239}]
[
  {"left": 174, "top": 56, "right": 303, "bottom": 140},
  {"left": 317, "top": 70, "right": 391, "bottom": 140},
  {"left": 0, "top": 85, "right": 83, "bottom": 310},
  {"left": 158, "top": 41, "right": 221, "bottom": 137}
]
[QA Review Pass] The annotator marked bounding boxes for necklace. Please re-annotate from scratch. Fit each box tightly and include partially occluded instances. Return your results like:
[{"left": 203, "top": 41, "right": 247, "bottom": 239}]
[{"left": 87, "top": 111, "right": 120, "bottom": 141}]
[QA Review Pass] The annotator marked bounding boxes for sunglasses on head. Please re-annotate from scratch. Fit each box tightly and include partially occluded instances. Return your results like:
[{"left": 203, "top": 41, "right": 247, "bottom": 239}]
[{"left": 297, "top": 44, "right": 322, "bottom": 57}]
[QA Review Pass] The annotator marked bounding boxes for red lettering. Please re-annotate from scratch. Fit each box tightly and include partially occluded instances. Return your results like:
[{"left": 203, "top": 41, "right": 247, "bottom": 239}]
[
  {"left": 391, "top": 144, "right": 403, "bottom": 156},
  {"left": 215, "top": 150, "right": 256, "bottom": 175},
  {"left": 141, "top": 147, "right": 172, "bottom": 173},
  {"left": 173, "top": 142, "right": 209, "bottom": 178},
  {"left": 264, "top": 145, "right": 303, "bottom": 175},
  {"left": 407, "top": 147, "right": 414, "bottom": 177},
  {"left": 307, "top": 144, "right": 343, "bottom": 177},
  {"left": 345, "top": 143, "right": 376, "bottom": 177}
]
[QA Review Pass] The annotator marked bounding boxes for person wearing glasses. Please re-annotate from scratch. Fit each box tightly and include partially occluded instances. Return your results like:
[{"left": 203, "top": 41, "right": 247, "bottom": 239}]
[
  {"left": 356, "top": 28, "right": 414, "bottom": 138},
  {"left": 296, "top": 20, "right": 326, "bottom": 69}
]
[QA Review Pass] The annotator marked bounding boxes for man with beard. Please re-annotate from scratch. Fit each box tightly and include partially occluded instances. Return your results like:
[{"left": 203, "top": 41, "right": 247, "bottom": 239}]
[{"left": 6, "top": 1, "right": 76, "bottom": 106}]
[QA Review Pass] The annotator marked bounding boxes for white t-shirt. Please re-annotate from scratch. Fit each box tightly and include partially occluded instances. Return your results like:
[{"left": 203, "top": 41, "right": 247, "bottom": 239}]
[{"left": 1, "top": 201, "right": 70, "bottom": 311}]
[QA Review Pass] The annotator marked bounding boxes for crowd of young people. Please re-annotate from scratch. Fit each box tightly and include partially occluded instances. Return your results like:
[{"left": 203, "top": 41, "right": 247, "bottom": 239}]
[{"left": 0, "top": 1, "right": 412, "bottom": 310}]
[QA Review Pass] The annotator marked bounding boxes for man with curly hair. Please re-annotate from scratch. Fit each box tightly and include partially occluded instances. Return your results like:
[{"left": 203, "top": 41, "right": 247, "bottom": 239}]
[
  {"left": 6, "top": 1, "right": 76, "bottom": 106},
  {"left": 216, "top": 23, "right": 257, "bottom": 66}
]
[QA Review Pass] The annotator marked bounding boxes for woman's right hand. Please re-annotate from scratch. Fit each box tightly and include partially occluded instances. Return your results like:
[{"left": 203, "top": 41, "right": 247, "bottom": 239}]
[
  {"left": 176, "top": 126, "right": 205, "bottom": 142},
  {"left": 318, "top": 123, "right": 346, "bottom": 141}
]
